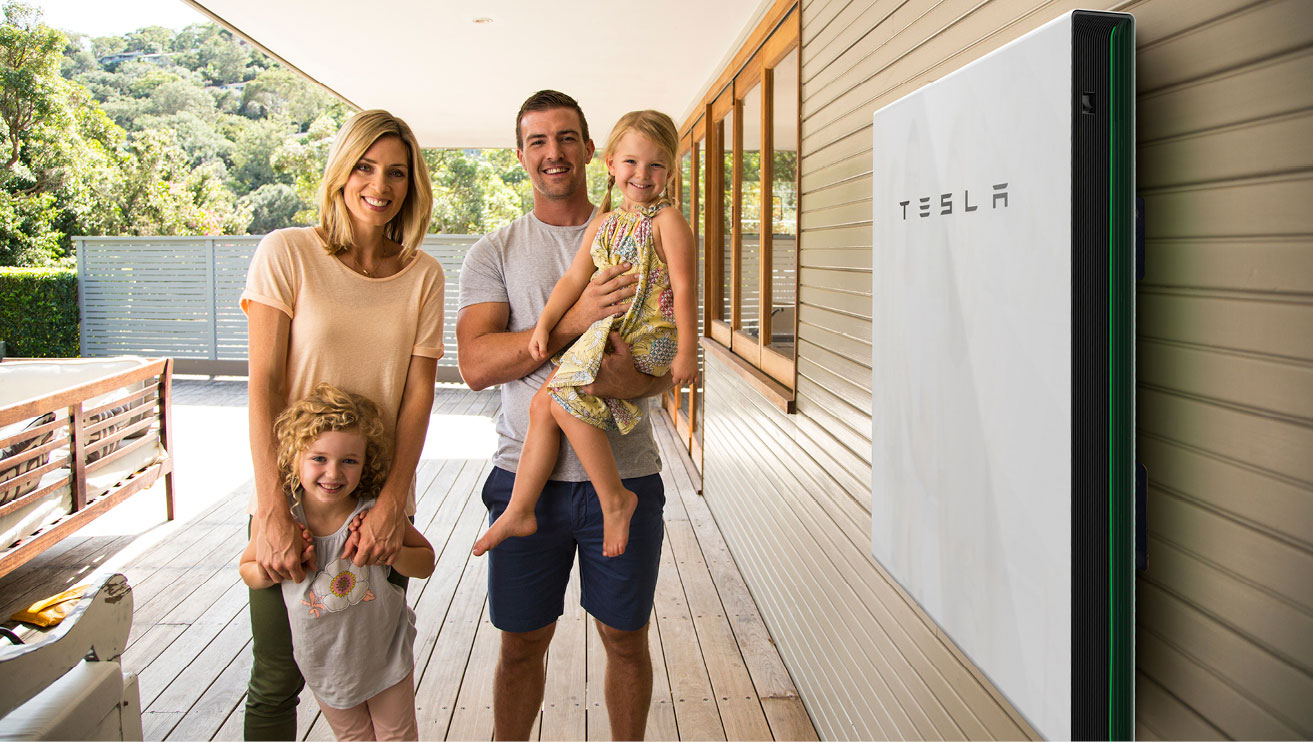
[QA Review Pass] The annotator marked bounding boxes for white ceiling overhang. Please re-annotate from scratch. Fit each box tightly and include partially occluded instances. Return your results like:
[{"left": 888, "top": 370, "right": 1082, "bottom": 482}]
[{"left": 184, "top": 0, "right": 771, "bottom": 149}]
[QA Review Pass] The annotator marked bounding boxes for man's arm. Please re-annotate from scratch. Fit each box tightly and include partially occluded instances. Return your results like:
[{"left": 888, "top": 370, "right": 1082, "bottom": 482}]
[{"left": 457, "top": 263, "right": 639, "bottom": 390}]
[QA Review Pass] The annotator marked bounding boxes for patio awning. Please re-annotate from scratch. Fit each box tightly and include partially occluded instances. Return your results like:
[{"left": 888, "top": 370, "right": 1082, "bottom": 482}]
[{"left": 182, "top": 0, "right": 771, "bottom": 148}]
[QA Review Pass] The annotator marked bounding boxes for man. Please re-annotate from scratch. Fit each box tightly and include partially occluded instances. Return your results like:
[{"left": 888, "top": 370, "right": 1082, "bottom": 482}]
[{"left": 456, "top": 90, "right": 672, "bottom": 740}]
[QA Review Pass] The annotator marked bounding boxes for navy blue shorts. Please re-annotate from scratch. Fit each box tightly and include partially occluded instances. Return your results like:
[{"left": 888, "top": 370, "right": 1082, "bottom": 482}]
[{"left": 482, "top": 466, "right": 665, "bottom": 633}]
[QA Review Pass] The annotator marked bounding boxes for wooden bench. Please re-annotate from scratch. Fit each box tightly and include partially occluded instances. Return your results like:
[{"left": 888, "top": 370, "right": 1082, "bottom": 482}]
[{"left": 0, "top": 358, "right": 175, "bottom": 580}]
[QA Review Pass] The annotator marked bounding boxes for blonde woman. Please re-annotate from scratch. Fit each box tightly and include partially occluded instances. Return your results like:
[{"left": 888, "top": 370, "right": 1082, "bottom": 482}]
[{"left": 240, "top": 110, "right": 443, "bottom": 740}]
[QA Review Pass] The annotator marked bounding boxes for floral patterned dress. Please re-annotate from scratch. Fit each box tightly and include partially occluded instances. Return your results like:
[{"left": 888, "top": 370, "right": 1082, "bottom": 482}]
[{"left": 549, "top": 200, "right": 678, "bottom": 433}]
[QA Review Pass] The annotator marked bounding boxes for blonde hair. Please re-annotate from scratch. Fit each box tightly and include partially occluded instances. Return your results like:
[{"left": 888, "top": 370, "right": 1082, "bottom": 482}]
[
  {"left": 600, "top": 110, "right": 680, "bottom": 213},
  {"left": 318, "top": 110, "right": 433, "bottom": 261},
  {"left": 274, "top": 383, "right": 391, "bottom": 501}
]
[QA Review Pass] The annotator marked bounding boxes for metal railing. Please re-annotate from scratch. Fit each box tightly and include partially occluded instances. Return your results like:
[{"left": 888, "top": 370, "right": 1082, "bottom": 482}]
[{"left": 74, "top": 234, "right": 480, "bottom": 379}]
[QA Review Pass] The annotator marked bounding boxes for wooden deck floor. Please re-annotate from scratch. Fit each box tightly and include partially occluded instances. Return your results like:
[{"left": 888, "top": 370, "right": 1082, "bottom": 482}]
[{"left": 0, "top": 380, "right": 816, "bottom": 741}]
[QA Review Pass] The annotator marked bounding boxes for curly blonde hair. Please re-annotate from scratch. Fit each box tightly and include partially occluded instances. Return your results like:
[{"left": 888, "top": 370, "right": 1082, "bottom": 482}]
[
  {"left": 600, "top": 109, "right": 680, "bottom": 213},
  {"left": 274, "top": 383, "right": 391, "bottom": 500}
]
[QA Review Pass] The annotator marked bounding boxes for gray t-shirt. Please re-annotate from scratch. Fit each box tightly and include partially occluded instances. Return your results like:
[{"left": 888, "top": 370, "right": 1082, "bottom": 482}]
[
  {"left": 459, "top": 210, "right": 661, "bottom": 481},
  {"left": 282, "top": 497, "right": 415, "bottom": 709}
]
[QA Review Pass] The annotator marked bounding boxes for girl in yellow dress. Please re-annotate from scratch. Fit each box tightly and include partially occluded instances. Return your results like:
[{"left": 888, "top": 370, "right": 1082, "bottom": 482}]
[{"left": 473, "top": 110, "right": 698, "bottom": 558}]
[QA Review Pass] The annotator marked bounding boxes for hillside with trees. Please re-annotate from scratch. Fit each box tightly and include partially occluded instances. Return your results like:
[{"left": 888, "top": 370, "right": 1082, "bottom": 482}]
[{"left": 1, "top": 0, "right": 584, "bottom": 268}]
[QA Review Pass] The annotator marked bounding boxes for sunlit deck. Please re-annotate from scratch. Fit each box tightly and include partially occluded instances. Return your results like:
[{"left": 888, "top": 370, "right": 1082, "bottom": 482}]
[{"left": 0, "top": 380, "right": 815, "bottom": 741}]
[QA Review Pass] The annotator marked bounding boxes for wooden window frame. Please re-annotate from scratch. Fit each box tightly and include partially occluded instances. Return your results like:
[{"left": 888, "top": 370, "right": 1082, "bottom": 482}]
[
  {"left": 678, "top": 0, "right": 800, "bottom": 413},
  {"left": 664, "top": 124, "right": 707, "bottom": 461}
]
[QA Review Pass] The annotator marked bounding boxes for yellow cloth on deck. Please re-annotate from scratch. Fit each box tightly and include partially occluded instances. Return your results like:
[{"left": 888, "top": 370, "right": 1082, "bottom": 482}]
[{"left": 10, "top": 584, "right": 88, "bottom": 628}]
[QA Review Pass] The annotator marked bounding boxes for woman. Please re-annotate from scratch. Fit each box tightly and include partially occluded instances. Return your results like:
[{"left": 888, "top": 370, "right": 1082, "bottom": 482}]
[{"left": 240, "top": 110, "right": 444, "bottom": 740}]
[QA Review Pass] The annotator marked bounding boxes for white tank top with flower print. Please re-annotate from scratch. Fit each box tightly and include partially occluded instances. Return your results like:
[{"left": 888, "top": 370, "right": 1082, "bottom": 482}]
[{"left": 281, "top": 496, "right": 416, "bottom": 709}]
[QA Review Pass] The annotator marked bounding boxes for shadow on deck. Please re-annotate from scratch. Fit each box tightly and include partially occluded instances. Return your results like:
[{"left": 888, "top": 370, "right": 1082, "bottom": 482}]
[{"left": 0, "top": 380, "right": 816, "bottom": 741}]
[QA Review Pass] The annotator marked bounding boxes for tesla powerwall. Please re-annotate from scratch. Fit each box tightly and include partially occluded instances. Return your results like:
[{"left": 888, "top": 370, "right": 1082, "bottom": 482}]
[{"left": 870, "top": 11, "right": 1134, "bottom": 740}]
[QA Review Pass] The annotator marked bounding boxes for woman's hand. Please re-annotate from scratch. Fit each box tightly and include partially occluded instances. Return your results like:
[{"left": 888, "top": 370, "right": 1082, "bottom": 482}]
[
  {"left": 341, "top": 498, "right": 406, "bottom": 566},
  {"left": 671, "top": 350, "right": 699, "bottom": 388},
  {"left": 256, "top": 508, "right": 308, "bottom": 582}
]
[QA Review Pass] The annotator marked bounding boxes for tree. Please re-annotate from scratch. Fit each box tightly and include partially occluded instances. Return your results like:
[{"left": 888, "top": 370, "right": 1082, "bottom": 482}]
[
  {"left": 196, "top": 31, "right": 250, "bottom": 84},
  {"left": 1, "top": 1, "right": 63, "bottom": 176},
  {"left": 242, "top": 67, "right": 332, "bottom": 128},
  {"left": 240, "top": 182, "right": 303, "bottom": 234},
  {"left": 124, "top": 25, "right": 172, "bottom": 55},
  {"left": 270, "top": 109, "right": 348, "bottom": 224},
  {"left": 228, "top": 115, "right": 294, "bottom": 195},
  {"left": 111, "top": 127, "right": 249, "bottom": 236},
  {"left": 427, "top": 149, "right": 523, "bottom": 234},
  {"left": 1, "top": 1, "right": 122, "bottom": 265}
]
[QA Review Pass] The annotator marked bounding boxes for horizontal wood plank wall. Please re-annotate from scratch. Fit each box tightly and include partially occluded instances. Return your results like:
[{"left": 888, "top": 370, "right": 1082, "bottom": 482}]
[
  {"left": 1129, "top": 0, "right": 1313, "bottom": 738},
  {"left": 697, "top": 0, "right": 1313, "bottom": 739}
]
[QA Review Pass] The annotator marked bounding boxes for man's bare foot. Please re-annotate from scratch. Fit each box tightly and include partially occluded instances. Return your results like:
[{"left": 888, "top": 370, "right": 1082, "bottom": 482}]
[
  {"left": 601, "top": 489, "right": 639, "bottom": 558},
  {"left": 472, "top": 509, "right": 537, "bottom": 556}
]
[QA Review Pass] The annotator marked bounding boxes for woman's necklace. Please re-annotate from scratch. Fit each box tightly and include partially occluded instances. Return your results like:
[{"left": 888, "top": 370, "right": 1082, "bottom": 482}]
[{"left": 343, "top": 246, "right": 396, "bottom": 277}]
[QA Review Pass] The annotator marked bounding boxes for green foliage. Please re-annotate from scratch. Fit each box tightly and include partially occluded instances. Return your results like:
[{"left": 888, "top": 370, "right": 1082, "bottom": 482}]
[
  {"left": 0, "top": 265, "right": 78, "bottom": 356},
  {"left": 2, "top": 0, "right": 585, "bottom": 262},
  {"left": 241, "top": 182, "right": 303, "bottom": 234},
  {"left": 427, "top": 149, "right": 525, "bottom": 234},
  {"left": 2, "top": 2, "right": 123, "bottom": 265},
  {"left": 229, "top": 115, "right": 294, "bottom": 195},
  {"left": 0, "top": 190, "right": 61, "bottom": 264},
  {"left": 242, "top": 67, "right": 332, "bottom": 127},
  {"left": 111, "top": 127, "right": 250, "bottom": 235},
  {"left": 1, "top": 1, "right": 66, "bottom": 175}
]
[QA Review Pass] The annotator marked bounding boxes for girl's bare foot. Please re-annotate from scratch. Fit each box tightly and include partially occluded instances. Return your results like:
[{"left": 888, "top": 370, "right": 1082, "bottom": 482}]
[
  {"left": 472, "top": 509, "right": 537, "bottom": 556},
  {"left": 601, "top": 489, "right": 639, "bottom": 558}
]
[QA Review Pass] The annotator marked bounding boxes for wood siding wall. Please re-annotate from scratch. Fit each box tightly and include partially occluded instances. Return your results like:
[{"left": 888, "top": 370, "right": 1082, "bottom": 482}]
[{"left": 698, "top": 0, "right": 1313, "bottom": 739}]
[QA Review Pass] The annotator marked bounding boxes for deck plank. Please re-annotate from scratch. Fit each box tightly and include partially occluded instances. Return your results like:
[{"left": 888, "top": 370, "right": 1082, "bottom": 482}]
[
  {"left": 164, "top": 634, "right": 253, "bottom": 741},
  {"left": 540, "top": 557, "right": 587, "bottom": 740},
  {"left": 446, "top": 607, "right": 498, "bottom": 741},
  {"left": 646, "top": 604, "right": 680, "bottom": 741},
  {"left": 652, "top": 535, "right": 725, "bottom": 740},
  {"left": 136, "top": 580, "right": 249, "bottom": 711},
  {"left": 652, "top": 410, "right": 818, "bottom": 740},
  {"left": 414, "top": 508, "right": 489, "bottom": 739},
  {"left": 585, "top": 606, "right": 609, "bottom": 741}
]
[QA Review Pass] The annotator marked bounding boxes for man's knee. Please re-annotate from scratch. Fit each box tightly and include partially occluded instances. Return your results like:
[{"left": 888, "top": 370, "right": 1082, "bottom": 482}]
[
  {"left": 595, "top": 620, "right": 650, "bottom": 664},
  {"left": 499, "top": 623, "right": 556, "bottom": 666}
]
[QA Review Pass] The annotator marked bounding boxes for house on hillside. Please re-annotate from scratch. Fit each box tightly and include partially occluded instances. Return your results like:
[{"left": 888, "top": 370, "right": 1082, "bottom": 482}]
[{"left": 180, "top": 1, "right": 1313, "bottom": 739}]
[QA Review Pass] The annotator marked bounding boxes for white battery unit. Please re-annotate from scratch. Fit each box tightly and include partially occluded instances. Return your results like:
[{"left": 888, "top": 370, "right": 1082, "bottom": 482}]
[{"left": 871, "top": 10, "right": 1135, "bottom": 740}]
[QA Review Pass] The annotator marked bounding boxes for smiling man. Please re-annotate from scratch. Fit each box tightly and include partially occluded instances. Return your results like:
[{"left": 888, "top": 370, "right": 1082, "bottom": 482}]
[{"left": 456, "top": 90, "right": 673, "bottom": 740}]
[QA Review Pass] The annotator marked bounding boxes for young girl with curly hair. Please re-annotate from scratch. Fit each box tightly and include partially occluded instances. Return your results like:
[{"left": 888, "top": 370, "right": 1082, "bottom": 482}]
[{"left": 239, "top": 383, "right": 434, "bottom": 741}]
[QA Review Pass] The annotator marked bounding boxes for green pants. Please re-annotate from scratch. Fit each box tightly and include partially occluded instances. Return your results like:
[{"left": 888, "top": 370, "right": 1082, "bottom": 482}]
[{"left": 244, "top": 521, "right": 409, "bottom": 741}]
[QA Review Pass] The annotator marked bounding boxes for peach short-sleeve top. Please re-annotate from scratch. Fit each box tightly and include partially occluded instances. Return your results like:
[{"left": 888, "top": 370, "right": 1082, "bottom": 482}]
[{"left": 241, "top": 227, "right": 445, "bottom": 514}]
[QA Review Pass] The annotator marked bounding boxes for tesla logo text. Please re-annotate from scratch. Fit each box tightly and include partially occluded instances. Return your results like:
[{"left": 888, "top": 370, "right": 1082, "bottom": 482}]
[{"left": 900, "top": 183, "right": 1009, "bottom": 219}]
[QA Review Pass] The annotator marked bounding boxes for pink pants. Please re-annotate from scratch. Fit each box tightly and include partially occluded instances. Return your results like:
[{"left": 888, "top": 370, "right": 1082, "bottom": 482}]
[{"left": 315, "top": 671, "right": 418, "bottom": 741}]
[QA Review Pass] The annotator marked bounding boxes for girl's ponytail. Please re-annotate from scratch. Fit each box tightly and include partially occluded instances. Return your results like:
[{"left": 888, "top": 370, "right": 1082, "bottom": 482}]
[{"left": 601, "top": 173, "right": 616, "bottom": 213}]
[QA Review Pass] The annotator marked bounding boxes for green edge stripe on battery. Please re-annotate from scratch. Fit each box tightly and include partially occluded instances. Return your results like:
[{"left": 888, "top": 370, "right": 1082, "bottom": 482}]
[
  {"left": 1107, "top": 18, "right": 1133, "bottom": 740},
  {"left": 1108, "top": 22, "right": 1118, "bottom": 735}
]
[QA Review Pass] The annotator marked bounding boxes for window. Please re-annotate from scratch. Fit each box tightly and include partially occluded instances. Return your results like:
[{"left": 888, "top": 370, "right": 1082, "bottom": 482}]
[{"left": 676, "top": 3, "right": 800, "bottom": 414}]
